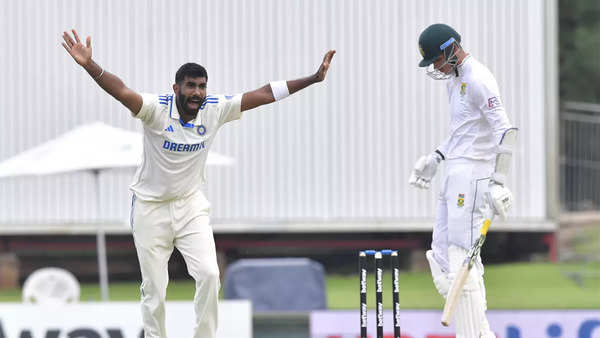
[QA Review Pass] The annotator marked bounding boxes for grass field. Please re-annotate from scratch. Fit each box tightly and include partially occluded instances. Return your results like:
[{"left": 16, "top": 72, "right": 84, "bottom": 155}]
[
  {"left": 330, "top": 262, "right": 600, "bottom": 309},
  {"left": 1, "top": 262, "right": 598, "bottom": 309}
]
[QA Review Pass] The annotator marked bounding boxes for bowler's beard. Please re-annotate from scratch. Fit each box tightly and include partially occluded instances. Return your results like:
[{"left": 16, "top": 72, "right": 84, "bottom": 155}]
[{"left": 177, "top": 91, "right": 204, "bottom": 116}]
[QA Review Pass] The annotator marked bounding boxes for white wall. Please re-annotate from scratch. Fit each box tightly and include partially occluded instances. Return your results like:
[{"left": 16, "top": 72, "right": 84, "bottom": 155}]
[{"left": 0, "top": 0, "right": 553, "bottom": 232}]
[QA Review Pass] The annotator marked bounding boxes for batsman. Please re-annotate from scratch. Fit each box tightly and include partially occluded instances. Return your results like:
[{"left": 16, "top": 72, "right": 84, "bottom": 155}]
[{"left": 409, "top": 24, "right": 517, "bottom": 337}]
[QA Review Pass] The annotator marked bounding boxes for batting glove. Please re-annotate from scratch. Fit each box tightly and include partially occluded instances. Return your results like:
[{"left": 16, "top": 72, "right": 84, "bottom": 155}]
[
  {"left": 487, "top": 183, "right": 513, "bottom": 220},
  {"left": 408, "top": 151, "right": 444, "bottom": 190}
]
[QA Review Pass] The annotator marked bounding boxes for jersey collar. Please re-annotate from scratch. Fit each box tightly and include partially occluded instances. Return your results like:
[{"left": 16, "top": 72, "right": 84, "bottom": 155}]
[
  {"left": 170, "top": 96, "right": 197, "bottom": 128},
  {"left": 455, "top": 55, "right": 472, "bottom": 77}
]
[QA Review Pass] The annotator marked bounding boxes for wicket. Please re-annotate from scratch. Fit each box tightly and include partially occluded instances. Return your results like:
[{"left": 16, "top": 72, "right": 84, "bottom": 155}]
[{"left": 359, "top": 249, "right": 401, "bottom": 338}]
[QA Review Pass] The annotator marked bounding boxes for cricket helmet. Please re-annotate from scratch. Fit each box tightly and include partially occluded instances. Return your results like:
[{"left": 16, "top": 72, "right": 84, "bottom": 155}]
[{"left": 418, "top": 24, "right": 461, "bottom": 67}]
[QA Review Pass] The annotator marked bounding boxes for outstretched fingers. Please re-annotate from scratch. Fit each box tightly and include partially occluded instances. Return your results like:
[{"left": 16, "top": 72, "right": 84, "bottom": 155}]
[
  {"left": 322, "top": 50, "right": 336, "bottom": 71},
  {"left": 316, "top": 50, "right": 336, "bottom": 81},
  {"left": 323, "top": 49, "right": 336, "bottom": 65},
  {"left": 61, "top": 42, "right": 71, "bottom": 53},
  {"left": 61, "top": 29, "right": 92, "bottom": 66},
  {"left": 72, "top": 29, "right": 81, "bottom": 44},
  {"left": 62, "top": 31, "right": 75, "bottom": 48}
]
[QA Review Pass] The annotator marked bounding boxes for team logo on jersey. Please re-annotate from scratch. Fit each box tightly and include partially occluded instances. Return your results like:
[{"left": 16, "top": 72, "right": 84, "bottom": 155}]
[
  {"left": 197, "top": 125, "right": 207, "bottom": 136},
  {"left": 457, "top": 193, "right": 465, "bottom": 207},
  {"left": 460, "top": 82, "right": 467, "bottom": 95},
  {"left": 488, "top": 96, "right": 502, "bottom": 109},
  {"left": 164, "top": 125, "right": 174, "bottom": 132}
]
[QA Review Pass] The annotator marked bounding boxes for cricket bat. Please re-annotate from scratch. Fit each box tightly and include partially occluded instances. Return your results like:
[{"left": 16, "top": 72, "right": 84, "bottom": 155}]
[{"left": 441, "top": 218, "right": 492, "bottom": 326}]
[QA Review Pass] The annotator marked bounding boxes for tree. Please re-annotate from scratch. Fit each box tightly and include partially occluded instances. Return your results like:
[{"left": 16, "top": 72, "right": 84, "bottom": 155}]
[{"left": 559, "top": 0, "right": 600, "bottom": 103}]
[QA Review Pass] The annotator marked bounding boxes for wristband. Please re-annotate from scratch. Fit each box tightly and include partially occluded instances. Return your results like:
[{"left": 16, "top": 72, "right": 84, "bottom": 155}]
[{"left": 270, "top": 81, "right": 289, "bottom": 101}]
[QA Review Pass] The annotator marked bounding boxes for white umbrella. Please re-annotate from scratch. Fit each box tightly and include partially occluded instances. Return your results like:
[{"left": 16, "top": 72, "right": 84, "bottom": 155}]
[
  {"left": 0, "top": 121, "right": 234, "bottom": 176},
  {"left": 0, "top": 122, "right": 235, "bottom": 301}
]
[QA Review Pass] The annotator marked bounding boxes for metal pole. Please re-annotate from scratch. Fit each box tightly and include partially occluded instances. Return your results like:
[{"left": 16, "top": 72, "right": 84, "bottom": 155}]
[
  {"left": 391, "top": 251, "right": 401, "bottom": 338},
  {"left": 375, "top": 251, "right": 383, "bottom": 338},
  {"left": 359, "top": 251, "right": 368, "bottom": 338},
  {"left": 94, "top": 170, "right": 109, "bottom": 301}
]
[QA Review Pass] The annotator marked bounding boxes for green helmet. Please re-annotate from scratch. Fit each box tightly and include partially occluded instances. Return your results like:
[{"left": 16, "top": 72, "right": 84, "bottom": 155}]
[{"left": 418, "top": 24, "right": 461, "bottom": 67}]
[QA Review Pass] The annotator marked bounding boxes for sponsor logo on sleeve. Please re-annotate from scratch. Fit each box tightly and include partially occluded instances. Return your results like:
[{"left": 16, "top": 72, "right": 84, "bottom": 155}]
[{"left": 488, "top": 96, "right": 502, "bottom": 109}]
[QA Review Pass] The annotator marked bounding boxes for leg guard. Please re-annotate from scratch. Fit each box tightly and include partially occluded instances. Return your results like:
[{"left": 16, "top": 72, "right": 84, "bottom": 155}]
[
  {"left": 449, "top": 245, "right": 494, "bottom": 338},
  {"left": 426, "top": 250, "right": 450, "bottom": 297}
]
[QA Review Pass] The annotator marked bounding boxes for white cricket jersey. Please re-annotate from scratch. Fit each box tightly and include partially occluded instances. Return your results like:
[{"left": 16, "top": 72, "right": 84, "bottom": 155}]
[
  {"left": 437, "top": 56, "right": 511, "bottom": 161},
  {"left": 130, "top": 93, "right": 242, "bottom": 203}
]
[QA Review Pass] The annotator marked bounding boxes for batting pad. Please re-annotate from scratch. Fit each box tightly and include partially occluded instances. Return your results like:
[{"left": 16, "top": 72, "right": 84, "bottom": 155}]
[
  {"left": 449, "top": 245, "right": 493, "bottom": 337},
  {"left": 426, "top": 250, "right": 450, "bottom": 297}
]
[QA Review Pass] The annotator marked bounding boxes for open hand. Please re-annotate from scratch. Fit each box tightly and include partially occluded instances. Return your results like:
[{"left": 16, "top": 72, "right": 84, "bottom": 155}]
[
  {"left": 315, "top": 50, "right": 336, "bottom": 82},
  {"left": 62, "top": 29, "right": 92, "bottom": 67}
]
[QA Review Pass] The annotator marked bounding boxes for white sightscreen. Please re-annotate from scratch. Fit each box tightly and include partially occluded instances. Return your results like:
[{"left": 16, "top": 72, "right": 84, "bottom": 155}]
[{"left": 0, "top": 0, "right": 552, "bottom": 233}]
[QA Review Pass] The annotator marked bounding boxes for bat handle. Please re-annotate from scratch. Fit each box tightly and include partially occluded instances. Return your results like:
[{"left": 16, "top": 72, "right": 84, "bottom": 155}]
[{"left": 480, "top": 219, "right": 492, "bottom": 235}]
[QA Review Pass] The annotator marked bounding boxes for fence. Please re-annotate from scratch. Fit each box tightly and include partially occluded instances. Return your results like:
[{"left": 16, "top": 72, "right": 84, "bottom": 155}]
[
  {"left": 560, "top": 101, "right": 600, "bottom": 211},
  {"left": 559, "top": 102, "right": 600, "bottom": 285}
]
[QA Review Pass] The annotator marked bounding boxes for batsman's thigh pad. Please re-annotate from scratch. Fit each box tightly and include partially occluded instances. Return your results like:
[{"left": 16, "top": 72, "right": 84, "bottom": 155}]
[
  {"left": 426, "top": 250, "right": 450, "bottom": 297},
  {"left": 445, "top": 162, "right": 477, "bottom": 250},
  {"left": 445, "top": 160, "right": 494, "bottom": 250}
]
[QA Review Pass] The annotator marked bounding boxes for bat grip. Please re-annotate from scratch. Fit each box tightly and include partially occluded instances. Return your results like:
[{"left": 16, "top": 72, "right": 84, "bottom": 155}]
[{"left": 480, "top": 219, "right": 492, "bottom": 235}]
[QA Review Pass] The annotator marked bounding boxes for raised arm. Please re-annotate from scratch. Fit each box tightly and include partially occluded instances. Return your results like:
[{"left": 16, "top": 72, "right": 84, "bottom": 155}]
[
  {"left": 240, "top": 50, "right": 336, "bottom": 112},
  {"left": 62, "top": 29, "right": 142, "bottom": 115}
]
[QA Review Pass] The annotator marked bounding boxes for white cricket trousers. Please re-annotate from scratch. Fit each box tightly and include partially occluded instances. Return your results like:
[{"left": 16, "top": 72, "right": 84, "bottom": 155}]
[
  {"left": 130, "top": 193, "right": 220, "bottom": 338},
  {"left": 429, "top": 158, "right": 496, "bottom": 338},
  {"left": 431, "top": 158, "right": 495, "bottom": 272}
]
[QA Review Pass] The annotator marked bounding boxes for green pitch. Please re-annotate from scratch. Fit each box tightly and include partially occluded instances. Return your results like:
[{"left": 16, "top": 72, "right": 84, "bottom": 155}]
[{"left": 0, "top": 262, "right": 598, "bottom": 309}]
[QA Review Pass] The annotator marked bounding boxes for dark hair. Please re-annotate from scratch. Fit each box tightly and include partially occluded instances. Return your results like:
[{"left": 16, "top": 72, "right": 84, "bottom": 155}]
[{"left": 175, "top": 63, "right": 208, "bottom": 84}]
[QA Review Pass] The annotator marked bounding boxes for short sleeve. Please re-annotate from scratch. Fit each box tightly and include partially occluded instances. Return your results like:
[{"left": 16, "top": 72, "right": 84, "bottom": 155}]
[
  {"left": 216, "top": 94, "right": 243, "bottom": 125},
  {"left": 134, "top": 93, "right": 160, "bottom": 124}
]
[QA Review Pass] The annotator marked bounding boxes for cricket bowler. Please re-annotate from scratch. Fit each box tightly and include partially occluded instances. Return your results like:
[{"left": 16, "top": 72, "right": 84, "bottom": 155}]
[{"left": 62, "top": 29, "right": 335, "bottom": 338}]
